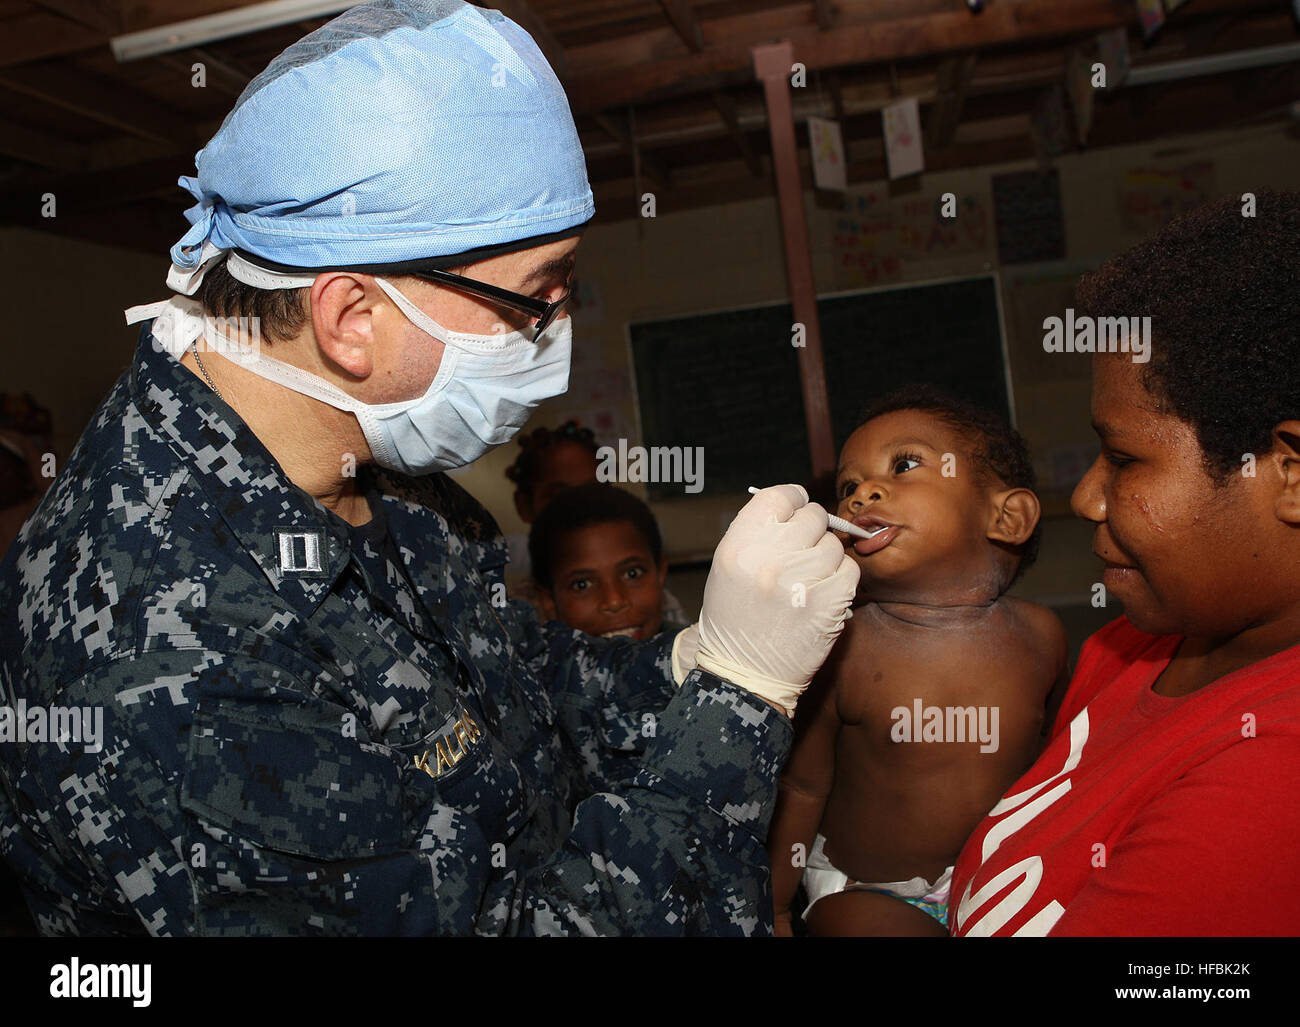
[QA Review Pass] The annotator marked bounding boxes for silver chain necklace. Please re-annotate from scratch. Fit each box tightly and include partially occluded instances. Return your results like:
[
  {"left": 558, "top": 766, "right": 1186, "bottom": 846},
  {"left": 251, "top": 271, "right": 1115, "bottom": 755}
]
[{"left": 190, "top": 342, "right": 225, "bottom": 403}]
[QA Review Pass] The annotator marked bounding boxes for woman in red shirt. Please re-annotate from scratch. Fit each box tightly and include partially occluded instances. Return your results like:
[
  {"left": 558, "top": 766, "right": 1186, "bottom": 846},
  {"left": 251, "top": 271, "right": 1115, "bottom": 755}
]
[{"left": 950, "top": 192, "right": 1300, "bottom": 936}]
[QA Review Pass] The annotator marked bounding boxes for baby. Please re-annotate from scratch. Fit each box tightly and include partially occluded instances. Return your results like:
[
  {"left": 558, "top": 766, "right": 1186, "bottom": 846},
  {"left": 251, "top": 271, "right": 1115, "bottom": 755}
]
[
  {"left": 769, "top": 385, "right": 1067, "bottom": 936},
  {"left": 529, "top": 481, "right": 679, "bottom": 640}
]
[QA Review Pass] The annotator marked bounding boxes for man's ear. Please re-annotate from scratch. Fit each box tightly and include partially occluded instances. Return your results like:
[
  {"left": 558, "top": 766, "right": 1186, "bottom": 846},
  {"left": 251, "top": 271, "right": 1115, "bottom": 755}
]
[
  {"left": 987, "top": 487, "right": 1041, "bottom": 546},
  {"left": 1270, "top": 422, "right": 1300, "bottom": 525},
  {"left": 309, "top": 272, "right": 378, "bottom": 379},
  {"left": 514, "top": 490, "right": 534, "bottom": 524}
]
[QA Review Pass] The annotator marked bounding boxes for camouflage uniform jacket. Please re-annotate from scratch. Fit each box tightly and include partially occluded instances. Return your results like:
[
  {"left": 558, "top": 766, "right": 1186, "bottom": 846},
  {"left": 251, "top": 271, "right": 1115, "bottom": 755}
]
[{"left": 0, "top": 326, "right": 791, "bottom": 936}]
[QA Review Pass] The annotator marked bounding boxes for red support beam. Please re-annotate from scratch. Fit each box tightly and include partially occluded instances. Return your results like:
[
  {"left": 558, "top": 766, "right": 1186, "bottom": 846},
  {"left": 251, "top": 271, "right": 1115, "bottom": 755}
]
[{"left": 752, "top": 41, "right": 836, "bottom": 482}]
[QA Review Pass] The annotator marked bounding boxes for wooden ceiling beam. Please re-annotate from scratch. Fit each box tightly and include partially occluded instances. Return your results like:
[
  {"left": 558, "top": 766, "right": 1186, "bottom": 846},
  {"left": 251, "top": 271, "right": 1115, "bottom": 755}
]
[
  {"left": 0, "top": 63, "right": 191, "bottom": 144},
  {"left": 153, "top": 53, "right": 248, "bottom": 95},
  {"left": 563, "top": 0, "right": 1279, "bottom": 114},
  {"left": 0, "top": 156, "right": 183, "bottom": 223},
  {"left": 185, "top": 46, "right": 255, "bottom": 87},
  {"left": 813, "top": 0, "right": 836, "bottom": 32},
  {"left": 604, "top": 60, "right": 1299, "bottom": 206},
  {"left": 0, "top": 116, "right": 90, "bottom": 170},
  {"left": 0, "top": 10, "right": 104, "bottom": 67},
  {"left": 658, "top": 0, "right": 705, "bottom": 52},
  {"left": 3, "top": 196, "right": 183, "bottom": 256},
  {"left": 591, "top": 112, "right": 673, "bottom": 189},
  {"left": 826, "top": 69, "right": 845, "bottom": 120},
  {"left": 30, "top": 0, "right": 123, "bottom": 33},
  {"left": 926, "top": 53, "right": 978, "bottom": 150},
  {"left": 581, "top": 55, "right": 1055, "bottom": 159},
  {"left": 711, "top": 90, "right": 763, "bottom": 178}
]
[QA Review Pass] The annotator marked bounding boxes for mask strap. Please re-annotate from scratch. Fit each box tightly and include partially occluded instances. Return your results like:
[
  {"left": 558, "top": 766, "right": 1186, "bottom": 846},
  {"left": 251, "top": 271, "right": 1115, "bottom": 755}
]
[
  {"left": 373, "top": 277, "right": 449, "bottom": 340},
  {"left": 208, "top": 322, "right": 367, "bottom": 416},
  {"left": 373, "top": 277, "right": 537, "bottom": 352}
]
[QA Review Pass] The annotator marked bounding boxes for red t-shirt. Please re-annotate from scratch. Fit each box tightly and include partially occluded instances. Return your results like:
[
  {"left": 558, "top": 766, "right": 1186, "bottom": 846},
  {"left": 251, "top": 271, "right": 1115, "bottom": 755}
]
[{"left": 949, "top": 616, "right": 1300, "bottom": 936}]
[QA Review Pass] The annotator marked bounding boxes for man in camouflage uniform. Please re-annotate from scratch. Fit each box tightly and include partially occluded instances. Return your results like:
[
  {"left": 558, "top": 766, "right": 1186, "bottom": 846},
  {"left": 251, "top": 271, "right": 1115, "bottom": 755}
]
[{"left": 0, "top": 0, "right": 858, "bottom": 935}]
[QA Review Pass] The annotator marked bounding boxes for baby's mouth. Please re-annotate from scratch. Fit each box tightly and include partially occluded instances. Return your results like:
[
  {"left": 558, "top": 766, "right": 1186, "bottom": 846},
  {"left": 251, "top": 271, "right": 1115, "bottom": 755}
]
[
  {"left": 599, "top": 625, "right": 642, "bottom": 640},
  {"left": 849, "top": 516, "right": 899, "bottom": 556}
]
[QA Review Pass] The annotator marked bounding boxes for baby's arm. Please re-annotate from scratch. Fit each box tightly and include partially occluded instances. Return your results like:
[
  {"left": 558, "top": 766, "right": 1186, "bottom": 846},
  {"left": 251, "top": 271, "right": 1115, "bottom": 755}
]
[{"left": 767, "top": 666, "right": 841, "bottom": 936}]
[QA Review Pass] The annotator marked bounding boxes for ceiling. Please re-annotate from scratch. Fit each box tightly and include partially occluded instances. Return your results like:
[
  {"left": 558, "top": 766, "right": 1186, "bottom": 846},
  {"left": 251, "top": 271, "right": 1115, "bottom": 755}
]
[{"left": 0, "top": 0, "right": 1296, "bottom": 254}]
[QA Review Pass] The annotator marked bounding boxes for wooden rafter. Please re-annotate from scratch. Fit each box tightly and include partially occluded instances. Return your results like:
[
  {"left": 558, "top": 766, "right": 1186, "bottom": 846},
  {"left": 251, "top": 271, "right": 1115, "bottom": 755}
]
[
  {"left": 659, "top": 0, "right": 704, "bottom": 52},
  {"left": 153, "top": 52, "right": 248, "bottom": 94},
  {"left": 592, "top": 111, "right": 672, "bottom": 189},
  {"left": 826, "top": 70, "right": 845, "bottom": 120},
  {"left": 0, "top": 63, "right": 190, "bottom": 144},
  {"left": 927, "top": 53, "right": 978, "bottom": 150},
  {"left": 186, "top": 46, "right": 255, "bottom": 86},
  {"left": 30, "top": 0, "right": 122, "bottom": 33},
  {"left": 711, "top": 90, "right": 762, "bottom": 178},
  {"left": 563, "top": 0, "right": 1277, "bottom": 114},
  {"left": 814, "top": 0, "right": 836, "bottom": 32},
  {"left": 0, "top": 155, "right": 185, "bottom": 222},
  {"left": 0, "top": 116, "right": 89, "bottom": 170},
  {"left": 0, "top": 8, "right": 103, "bottom": 67}
]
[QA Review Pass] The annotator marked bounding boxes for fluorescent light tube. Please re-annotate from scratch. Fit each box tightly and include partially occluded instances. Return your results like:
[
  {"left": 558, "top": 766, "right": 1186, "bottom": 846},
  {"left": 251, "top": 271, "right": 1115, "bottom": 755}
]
[{"left": 111, "top": 0, "right": 357, "bottom": 62}]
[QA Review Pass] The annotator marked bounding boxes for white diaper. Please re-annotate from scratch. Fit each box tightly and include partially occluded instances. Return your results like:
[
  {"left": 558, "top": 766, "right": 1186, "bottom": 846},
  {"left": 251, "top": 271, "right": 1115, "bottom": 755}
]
[{"left": 802, "top": 833, "right": 953, "bottom": 920}]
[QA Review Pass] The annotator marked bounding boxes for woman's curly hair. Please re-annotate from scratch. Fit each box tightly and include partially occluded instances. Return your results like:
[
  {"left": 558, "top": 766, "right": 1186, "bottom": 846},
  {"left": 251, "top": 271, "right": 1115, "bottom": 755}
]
[
  {"left": 1075, "top": 190, "right": 1300, "bottom": 481},
  {"left": 505, "top": 419, "right": 600, "bottom": 494}
]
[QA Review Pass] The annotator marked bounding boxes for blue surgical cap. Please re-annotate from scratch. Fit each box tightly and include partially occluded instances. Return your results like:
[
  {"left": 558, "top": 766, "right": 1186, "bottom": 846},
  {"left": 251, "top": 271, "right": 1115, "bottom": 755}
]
[{"left": 168, "top": 0, "right": 592, "bottom": 289}]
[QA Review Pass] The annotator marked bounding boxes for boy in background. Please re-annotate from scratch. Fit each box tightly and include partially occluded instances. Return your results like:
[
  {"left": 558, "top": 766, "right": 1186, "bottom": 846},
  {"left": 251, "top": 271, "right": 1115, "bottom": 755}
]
[
  {"left": 529, "top": 481, "right": 686, "bottom": 639},
  {"left": 506, "top": 422, "right": 688, "bottom": 626}
]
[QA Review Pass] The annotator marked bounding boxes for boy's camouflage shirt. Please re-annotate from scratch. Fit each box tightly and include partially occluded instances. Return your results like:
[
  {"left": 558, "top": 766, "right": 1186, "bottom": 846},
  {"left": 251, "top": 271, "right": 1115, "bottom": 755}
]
[{"left": 0, "top": 326, "right": 790, "bottom": 936}]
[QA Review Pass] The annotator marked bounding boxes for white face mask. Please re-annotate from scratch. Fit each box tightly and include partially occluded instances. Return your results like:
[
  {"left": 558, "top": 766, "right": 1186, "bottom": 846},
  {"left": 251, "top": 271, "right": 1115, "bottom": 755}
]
[{"left": 210, "top": 277, "right": 572, "bottom": 476}]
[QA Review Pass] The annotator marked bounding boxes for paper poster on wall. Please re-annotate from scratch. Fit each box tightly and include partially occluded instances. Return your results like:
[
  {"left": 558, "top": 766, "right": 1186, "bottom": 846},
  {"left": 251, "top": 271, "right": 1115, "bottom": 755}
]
[
  {"left": 882, "top": 98, "right": 924, "bottom": 179},
  {"left": 1136, "top": 0, "right": 1165, "bottom": 39},
  {"left": 1117, "top": 162, "right": 1216, "bottom": 234},
  {"left": 829, "top": 188, "right": 899, "bottom": 286},
  {"left": 1096, "top": 27, "right": 1130, "bottom": 88},
  {"left": 1031, "top": 84, "right": 1071, "bottom": 164},
  {"left": 1067, "top": 48, "right": 1095, "bottom": 145},
  {"left": 894, "top": 193, "right": 990, "bottom": 259},
  {"left": 828, "top": 188, "right": 991, "bottom": 287},
  {"left": 808, "top": 116, "right": 847, "bottom": 192}
]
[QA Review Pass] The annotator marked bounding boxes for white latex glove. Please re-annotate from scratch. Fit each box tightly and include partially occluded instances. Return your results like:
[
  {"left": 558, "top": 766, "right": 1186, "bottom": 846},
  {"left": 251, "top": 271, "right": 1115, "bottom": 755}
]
[
  {"left": 670, "top": 622, "right": 701, "bottom": 686},
  {"left": 694, "top": 484, "right": 859, "bottom": 717}
]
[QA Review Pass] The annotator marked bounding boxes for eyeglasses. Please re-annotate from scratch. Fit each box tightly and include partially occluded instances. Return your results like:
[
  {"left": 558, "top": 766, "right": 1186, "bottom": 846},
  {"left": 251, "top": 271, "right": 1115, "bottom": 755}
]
[{"left": 410, "top": 267, "right": 572, "bottom": 341}]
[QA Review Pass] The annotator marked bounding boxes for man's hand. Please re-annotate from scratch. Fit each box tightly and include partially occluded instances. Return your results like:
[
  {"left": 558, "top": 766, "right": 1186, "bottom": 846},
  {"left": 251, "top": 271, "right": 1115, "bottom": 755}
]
[
  {"left": 774, "top": 910, "right": 796, "bottom": 938},
  {"left": 694, "top": 485, "right": 859, "bottom": 717}
]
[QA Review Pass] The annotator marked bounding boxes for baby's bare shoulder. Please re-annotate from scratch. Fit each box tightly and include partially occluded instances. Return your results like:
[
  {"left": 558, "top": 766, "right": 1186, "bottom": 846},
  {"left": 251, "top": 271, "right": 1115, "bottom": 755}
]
[
  {"left": 997, "top": 596, "right": 1068, "bottom": 657},
  {"left": 988, "top": 597, "right": 1069, "bottom": 700}
]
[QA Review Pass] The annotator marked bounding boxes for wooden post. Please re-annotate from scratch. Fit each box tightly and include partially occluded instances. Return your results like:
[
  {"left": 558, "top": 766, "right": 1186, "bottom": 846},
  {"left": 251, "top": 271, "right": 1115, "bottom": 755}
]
[{"left": 752, "top": 41, "right": 836, "bottom": 481}]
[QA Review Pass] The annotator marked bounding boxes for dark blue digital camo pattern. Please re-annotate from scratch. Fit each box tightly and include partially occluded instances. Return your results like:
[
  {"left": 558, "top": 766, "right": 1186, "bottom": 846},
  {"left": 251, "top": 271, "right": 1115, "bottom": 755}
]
[{"left": 0, "top": 326, "right": 791, "bottom": 936}]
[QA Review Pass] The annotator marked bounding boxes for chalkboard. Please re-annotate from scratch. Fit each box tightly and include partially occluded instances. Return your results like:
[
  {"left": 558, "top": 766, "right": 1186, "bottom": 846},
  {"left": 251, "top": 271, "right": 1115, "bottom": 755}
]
[{"left": 628, "top": 275, "right": 1010, "bottom": 499}]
